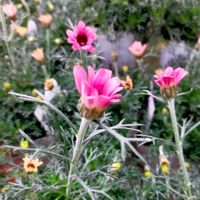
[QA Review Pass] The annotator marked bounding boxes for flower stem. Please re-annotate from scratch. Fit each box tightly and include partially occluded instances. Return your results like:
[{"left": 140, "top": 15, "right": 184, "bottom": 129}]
[
  {"left": 46, "top": 29, "right": 50, "bottom": 59},
  {"left": 113, "top": 61, "right": 119, "bottom": 77},
  {"left": 0, "top": 6, "right": 16, "bottom": 74},
  {"left": 168, "top": 98, "right": 192, "bottom": 197},
  {"left": 66, "top": 117, "right": 91, "bottom": 196}
]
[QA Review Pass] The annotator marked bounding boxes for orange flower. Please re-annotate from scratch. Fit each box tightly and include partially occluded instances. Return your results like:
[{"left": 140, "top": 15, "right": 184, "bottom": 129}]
[
  {"left": 15, "top": 26, "right": 27, "bottom": 37},
  {"left": 3, "top": 3, "right": 17, "bottom": 20},
  {"left": 23, "top": 155, "right": 43, "bottom": 173},
  {"left": 31, "top": 48, "right": 44, "bottom": 63},
  {"left": 38, "top": 14, "right": 53, "bottom": 28},
  {"left": 121, "top": 75, "right": 133, "bottom": 90},
  {"left": 44, "top": 78, "right": 57, "bottom": 90}
]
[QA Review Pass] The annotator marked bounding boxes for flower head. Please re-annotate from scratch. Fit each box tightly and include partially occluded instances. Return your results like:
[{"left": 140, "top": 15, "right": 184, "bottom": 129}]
[
  {"left": 20, "top": 140, "right": 29, "bottom": 148},
  {"left": 121, "top": 75, "right": 133, "bottom": 90},
  {"left": 159, "top": 146, "right": 169, "bottom": 175},
  {"left": 128, "top": 40, "right": 147, "bottom": 59},
  {"left": 3, "top": 3, "right": 17, "bottom": 20},
  {"left": 31, "top": 48, "right": 44, "bottom": 63},
  {"left": 74, "top": 64, "right": 122, "bottom": 120},
  {"left": 109, "top": 162, "right": 121, "bottom": 173},
  {"left": 66, "top": 21, "right": 97, "bottom": 53},
  {"left": 3, "top": 82, "right": 11, "bottom": 91},
  {"left": 44, "top": 78, "right": 57, "bottom": 90},
  {"left": 23, "top": 155, "right": 43, "bottom": 173},
  {"left": 144, "top": 165, "right": 152, "bottom": 178},
  {"left": 38, "top": 14, "right": 53, "bottom": 28},
  {"left": 15, "top": 26, "right": 27, "bottom": 37},
  {"left": 154, "top": 67, "right": 188, "bottom": 99}
]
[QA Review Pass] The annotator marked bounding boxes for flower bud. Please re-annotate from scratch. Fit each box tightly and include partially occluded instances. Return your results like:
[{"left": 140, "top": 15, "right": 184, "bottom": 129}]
[
  {"left": 15, "top": 26, "right": 27, "bottom": 37},
  {"left": 159, "top": 146, "right": 169, "bottom": 175},
  {"left": 144, "top": 165, "right": 152, "bottom": 178},
  {"left": 20, "top": 140, "right": 29, "bottom": 148},
  {"left": 54, "top": 38, "right": 62, "bottom": 45},
  {"left": 31, "top": 48, "right": 44, "bottom": 63},
  {"left": 38, "top": 14, "right": 53, "bottom": 28},
  {"left": 109, "top": 162, "right": 121, "bottom": 173},
  {"left": 3, "top": 82, "right": 11, "bottom": 91}
]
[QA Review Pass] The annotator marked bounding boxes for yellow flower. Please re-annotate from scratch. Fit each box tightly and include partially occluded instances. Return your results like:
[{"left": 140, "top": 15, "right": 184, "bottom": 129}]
[
  {"left": 3, "top": 81, "right": 11, "bottom": 91},
  {"left": 54, "top": 38, "right": 62, "bottom": 45},
  {"left": 159, "top": 146, "right": 169, "bottom": 175},
  {"left": 162, "top": 107, "right": 168, "bottom": 114},
  {"left": 161, "top": 163, "right": 169, "bottom": 174},
  {"left": 122, "top": 65, "right": 128, "bottom": 73},
  {"left": 160, "top": 155, "right": 169, "bottom": 175},
  {"left": 23, "top": 155, "right": 43, "bottom": 173},
  {"left": 15, "top": 26, "right": 28, "bottom": 37},
  {"left": 144, "top": 170, "right": 151, "bottom": 178},
  {"left": 185, "top": 162, "right": 190, "bottom": 169},
  {"left": 109, "top": 162, "right": 121, "bottom": 173},
  {"left": 17, "top": 3, "right": 23, "bottom": 9},
  {"left": 47, "top": 1, "right": 54, "bottom": 11},
  {"left": 28, "top": 36, "right": 35, "bottom": 43},
  {"left": 121, "top": 75, "right": 133, "bottom": 90},
  {"left": 20, "top": 140, "right": 29, "bottom": 148},
  {"left": 1, "top": 185, "right": 9, "bottom": 193},
  {"left": 144, "top": 165, "right": 152, "bottom": 178}
]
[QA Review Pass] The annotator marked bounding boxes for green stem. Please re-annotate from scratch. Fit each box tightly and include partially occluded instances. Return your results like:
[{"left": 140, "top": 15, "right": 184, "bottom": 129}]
[
  {"left": 0, "top": 6, "right": 16, "bottom": 74},
  {"left": 46, "top": 29, "right": 50, "bottom": 59},
  {"left": 168, "top": 99, "right": 192, "bottom": 197},
  {"left": 113, "top": 61, "right": 119, "bottom": 77},
  {"left": 66, "top": 117, "right": 91, "bottom": 196}
]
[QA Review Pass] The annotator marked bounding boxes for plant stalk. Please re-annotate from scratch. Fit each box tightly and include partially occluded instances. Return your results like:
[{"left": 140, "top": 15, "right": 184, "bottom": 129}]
[
  {"left": 168, "top": 98, "right": 191, "bottom": 197},
  {"left": 66, "top": 117, "right": 91, "bottom": 196},
  {"left": 0, "top": 5, "right": 16, "bottom": 74}
]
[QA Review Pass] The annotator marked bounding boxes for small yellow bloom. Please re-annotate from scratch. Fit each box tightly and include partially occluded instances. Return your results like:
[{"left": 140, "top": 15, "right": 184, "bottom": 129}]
[
  {"left": 109, "top": 162, "right": 121, "bottom": 173},
  {"left": 28, "top": 36, "right": 35, "bottom": 43},
  {"left": 23, "top": 155, "right": 43, "bottom": 173},
  {"left": 47, "top": 1, "right": 54, "bottom": 11},
  {"left": 122, "top": 65, "right": 128, "bottom": 73},
  {"left": 1, "top": 185, "right": 9, "bottom": 193},
  {"left": 144, "top": 165, "right": 152, "bottom": 178},
  {"left": 162, "top": 107, "right": 168, "bottom": 114},
  {"left": 185, "top": 162, "right": 190, "bottom": 169},
  {"left": 15, "top": 26, "right": 28, "bottom": 37},
  {"left": 54, "top": 38, "right": 62, "bottom": 45},
  {"left": 159, "top": 146, "right": 169, "bottom": 175},
  {"left": 161, "top": 163, "right": 169, "bottom": 174},
  {"left": 3, "top": 81, "right": 11, "bottom": 91},
  {"left": 20, "top": 140, "right": 29, "bottom": 148},
  {"left": 17, "top": 3, "right": 23, "bottom": 9},
  {"left": 144, "top": 170, "right": 151, "bottom": 178},
  {"left": 121, "top": 75, "right": 133, "bottom": 90}
]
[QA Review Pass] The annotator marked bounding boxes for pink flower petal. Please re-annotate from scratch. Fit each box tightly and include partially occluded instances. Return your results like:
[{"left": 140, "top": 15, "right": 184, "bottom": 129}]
[{"left": 73, "top": 64, "right": 87, "bottom": 94}]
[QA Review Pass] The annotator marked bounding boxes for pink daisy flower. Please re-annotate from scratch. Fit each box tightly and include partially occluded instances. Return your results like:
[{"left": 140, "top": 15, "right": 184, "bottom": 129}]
[{"left": 66, "top": 21, "right": 97, "bottom": 53}]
